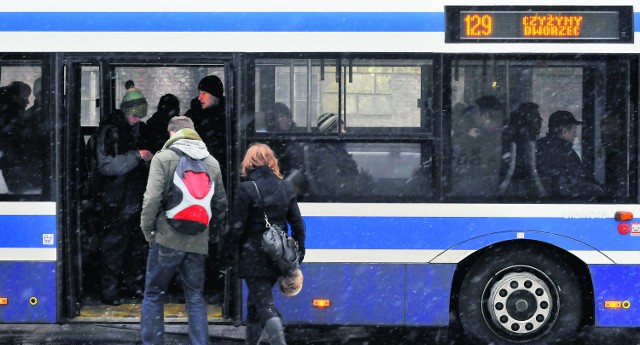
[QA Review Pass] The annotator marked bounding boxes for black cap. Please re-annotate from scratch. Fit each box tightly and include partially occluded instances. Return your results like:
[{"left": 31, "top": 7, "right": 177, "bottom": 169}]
[
  {"left": 198, "top": 75, "right": 224, "bottom": 99},
  {"left": 548, "top": 110, "right": 582, "bottom": 130}
]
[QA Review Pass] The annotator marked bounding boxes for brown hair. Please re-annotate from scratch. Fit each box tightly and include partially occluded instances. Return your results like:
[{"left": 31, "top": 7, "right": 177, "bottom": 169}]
[
  {"left": 167, "top": 115, "right": 194, "bottom": 133},
  {"left": 241, "top": 143, "right": 282, "bottom": 179}
]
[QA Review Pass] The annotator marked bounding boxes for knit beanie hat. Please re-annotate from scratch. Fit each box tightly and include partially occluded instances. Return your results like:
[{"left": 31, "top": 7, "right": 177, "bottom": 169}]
[
  {"left": 317, "top": 112, "right": 338, "bottom": 133},
  {"left": 278, "top": 268, "right": 303, "bottom": 297},
  {"left": 198, "top": 75, "right": 224, "bottom": 99},
  {"left": 121, "top": 88, "right": 148, "bottom": 118}
]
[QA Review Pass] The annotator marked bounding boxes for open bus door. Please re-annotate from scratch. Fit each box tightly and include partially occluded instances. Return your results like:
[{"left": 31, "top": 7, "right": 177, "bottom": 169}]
[
  {"left": 63, "top": 53, "right": 239, "bottom": 323},
  {"left": 63, "top": 56, "right": 105, "bottom": 320}
]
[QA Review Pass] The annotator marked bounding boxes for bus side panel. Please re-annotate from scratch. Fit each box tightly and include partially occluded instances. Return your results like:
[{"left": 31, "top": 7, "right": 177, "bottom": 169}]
[
  {"left": 0, "top": 261, "right": 56, "bottom": 323},
  {"left": 268, "top": 263, "right": 405, "bottom": 325},
  {"left": 405, "top": 264, "right": 456, "bottom": 326},
  {"left": 591, "top": 265, "right": 640, "bottom": 327},
  {"left": 0, "top": 206, "right": 57, "bottom": 323}
]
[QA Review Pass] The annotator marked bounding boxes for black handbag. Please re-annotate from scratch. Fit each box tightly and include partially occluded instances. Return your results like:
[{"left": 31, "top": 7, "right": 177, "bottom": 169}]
[{"left": 251, "top": 182, "right": 300, "bottom": 275}]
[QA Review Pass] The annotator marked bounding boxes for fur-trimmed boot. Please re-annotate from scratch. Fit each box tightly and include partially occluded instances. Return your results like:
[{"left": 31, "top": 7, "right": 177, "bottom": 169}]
[
  {"left": 264, "top": 317, "right": 286, "bottom": 345},
  {"left": 244, "top": 322, "right": 262, "bottom": 345}
]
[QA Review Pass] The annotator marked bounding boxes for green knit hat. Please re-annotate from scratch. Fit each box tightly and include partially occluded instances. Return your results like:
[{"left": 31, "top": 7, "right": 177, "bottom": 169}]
[{"left": 121, "top": 88, "right": 148, "bottom": 118}]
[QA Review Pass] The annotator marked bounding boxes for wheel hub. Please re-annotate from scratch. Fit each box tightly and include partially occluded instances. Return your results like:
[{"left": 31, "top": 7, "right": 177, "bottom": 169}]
[{"left": 483, "top": 268, "right": 559, "bottom": 339}]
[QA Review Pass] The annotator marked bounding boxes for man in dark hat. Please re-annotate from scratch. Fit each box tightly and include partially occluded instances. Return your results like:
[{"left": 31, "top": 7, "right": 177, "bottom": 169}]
[
  {"left": 536, "top": 110, "right": 603, "bottom": 198},
  {"left": 185, "top": 75, "right": 227, "bottom": 178},
  {"left": 184, "top": 74, "right": 227, "bottom": 304}
]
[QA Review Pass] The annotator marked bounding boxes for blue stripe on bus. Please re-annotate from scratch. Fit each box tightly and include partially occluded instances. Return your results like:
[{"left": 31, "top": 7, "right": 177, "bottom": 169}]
[
  {"left": 0, "top": 12, "right": 637, "bottom": 33},
  {"left": 303, "top": 216, "right": 633, "bottom": 251},
  {"left": 0, "top": 215, "right": 56, "bottom": 248},
  {"left": 0, "top": 12, "right": 443, "bottom": 32}
]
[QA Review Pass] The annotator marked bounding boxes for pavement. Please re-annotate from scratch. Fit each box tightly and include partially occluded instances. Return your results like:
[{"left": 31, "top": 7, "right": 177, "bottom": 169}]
[
  {"left": 1, "top": 323, "right": 640, "bottom": 344},
  {"left": 0, "top": 323, "right": 245, "bottom": 345}
]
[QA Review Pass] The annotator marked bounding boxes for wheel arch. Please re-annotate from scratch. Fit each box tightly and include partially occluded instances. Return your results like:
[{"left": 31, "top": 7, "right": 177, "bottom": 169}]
[{"left": 448, "top": 239, "right": 595, "bottom": 330}]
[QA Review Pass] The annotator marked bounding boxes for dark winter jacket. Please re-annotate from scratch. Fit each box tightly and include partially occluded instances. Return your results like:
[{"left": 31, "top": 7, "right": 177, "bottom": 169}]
[
  {"left": 140, "top": 128, "right": 228, "bottom": 255},
  {"left": 536, "top": 136, "right": 603, "bottom": 198},
  {"left": 96, "top": 111, "right": 149, "bottom": 212},
  {"left": 307, "top": 143, "right": 373, "bottom": 196},
  {"left": 1, "top": 95, "right": 47, "bottom": 194},
  {"left": 186, "top": 98, "right": 227, "bottom": 178},
  {"left": 144, "top": 110, "right": 174, "bottom": 153},
  {"left": 227, "top": 166, "right": 305, "bottom": 278}
]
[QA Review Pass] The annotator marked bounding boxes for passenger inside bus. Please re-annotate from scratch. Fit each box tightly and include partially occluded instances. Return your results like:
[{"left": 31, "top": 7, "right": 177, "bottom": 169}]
[
  {"left": 0, "top": 80, "right": 42, "bottom": 194},
  {"left": 498, "top": 102, "right": 546, "bottom": 198},
  {"left": 96, "top": 86, "right": 152, "bottom": 305},
  {"left": 144, "top": 93, "right": 180, "bottom": 153},
  {"left": 265, "top": 102, "right": 299, "bottom": 133},
  {"left": 184, "top": 75, "right": 227, "bottom": 303},
  {"left": 306, "top": 113, "right": 373, "bottom": 199},
  {"left": 451, "top": 95, "right": 504, "bottom": 197},
  {"left": 536, "top": 110, "right": 604, "bottom": 200},
  {"left": 185, "top": 75, "right": 227, "bottom": 180}
]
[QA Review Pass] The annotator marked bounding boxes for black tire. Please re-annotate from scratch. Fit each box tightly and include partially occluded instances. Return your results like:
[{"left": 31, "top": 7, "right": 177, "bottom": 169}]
[{"left": 457, "top": 244, "right": 582, "bottom": 344}]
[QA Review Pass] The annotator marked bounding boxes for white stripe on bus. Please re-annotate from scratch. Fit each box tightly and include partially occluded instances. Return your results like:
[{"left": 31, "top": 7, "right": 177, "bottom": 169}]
[
  {"left": 0, "top": 248, "right": 57, "bottom": 261},
  {"left": 299, "top": 202, "right": 638, "bottom": 218},
  {"left": 0, "top": 202, "right": 56, "bottom": 215},
  {"left": 2, "top": 32, "right": 640, "bottom": 54},
  {"left": 303, "top": 249, "right": 637, "bottom": 265}
]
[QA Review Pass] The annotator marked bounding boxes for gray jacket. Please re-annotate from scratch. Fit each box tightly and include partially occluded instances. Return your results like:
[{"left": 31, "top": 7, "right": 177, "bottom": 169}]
[{"left": 140, "top": 128, "right": 228, "bottom": 255}]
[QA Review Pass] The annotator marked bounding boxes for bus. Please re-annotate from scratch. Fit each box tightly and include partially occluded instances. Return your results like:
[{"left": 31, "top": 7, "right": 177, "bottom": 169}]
[{"left": 0, "top": 1, "right": 639, "bottom": 344}]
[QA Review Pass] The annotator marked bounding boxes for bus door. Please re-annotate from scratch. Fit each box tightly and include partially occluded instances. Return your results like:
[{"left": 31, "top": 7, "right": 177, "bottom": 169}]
[
  {"left": 64, "top": 53, "right": 236, "bottom": 321},
  {"left": 63, "top": 57, "right": 103, "bottom": 320}
]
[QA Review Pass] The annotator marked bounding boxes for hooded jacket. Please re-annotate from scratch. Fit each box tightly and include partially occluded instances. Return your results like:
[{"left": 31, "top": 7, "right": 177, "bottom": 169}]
[{"left": 140, "top": 128, "right": 228, "bottom": 255}]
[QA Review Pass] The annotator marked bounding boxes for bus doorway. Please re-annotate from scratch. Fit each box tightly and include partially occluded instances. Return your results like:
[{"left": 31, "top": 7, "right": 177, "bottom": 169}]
[{"left": 64, "top": 53, "right": 235, "bottom": 322}]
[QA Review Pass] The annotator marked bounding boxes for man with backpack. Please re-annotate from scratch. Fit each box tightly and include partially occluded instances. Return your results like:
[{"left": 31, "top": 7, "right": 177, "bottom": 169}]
[{"left": 140, "top": 116, "right": 228, "bottom": 345}]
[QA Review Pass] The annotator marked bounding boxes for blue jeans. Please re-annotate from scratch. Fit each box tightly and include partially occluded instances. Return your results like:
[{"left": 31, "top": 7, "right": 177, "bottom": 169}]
[{"left": 141, "top": 243, "right": 209, "bottom": 345}]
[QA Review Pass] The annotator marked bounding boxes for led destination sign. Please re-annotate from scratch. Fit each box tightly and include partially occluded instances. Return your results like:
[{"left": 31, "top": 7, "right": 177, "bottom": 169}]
[{"left": 446, "top": 6, "right": 633, "bottom": 43}]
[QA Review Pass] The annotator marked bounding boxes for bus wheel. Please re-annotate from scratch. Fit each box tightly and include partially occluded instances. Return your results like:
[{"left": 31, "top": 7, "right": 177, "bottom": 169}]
[{"left": 457, "top": 246, "right": 582, "bottom": 344}]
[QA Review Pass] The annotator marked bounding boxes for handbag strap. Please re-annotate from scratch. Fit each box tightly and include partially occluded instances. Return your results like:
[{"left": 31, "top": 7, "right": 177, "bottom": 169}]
[{"left": 250, "top": 181, "right": 272, "bottom": 228}]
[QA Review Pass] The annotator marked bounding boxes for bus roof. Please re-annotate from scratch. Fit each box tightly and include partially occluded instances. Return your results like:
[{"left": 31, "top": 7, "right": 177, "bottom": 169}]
[{"left": 0, "top": 1, "right": 636, "bottom": 53}]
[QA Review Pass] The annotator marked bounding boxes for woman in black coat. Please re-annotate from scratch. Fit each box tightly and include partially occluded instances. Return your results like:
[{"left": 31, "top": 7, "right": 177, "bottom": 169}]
[{"left": 227, "top": 143, "right": 305, "bottom": 345}]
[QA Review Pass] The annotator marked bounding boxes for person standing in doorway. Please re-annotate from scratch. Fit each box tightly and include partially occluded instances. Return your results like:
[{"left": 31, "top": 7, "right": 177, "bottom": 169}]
[
  {"left": 185, "top": 75, "right": 228, "bottom": 303},
  {"left": 140, "top": 116, "right": 228, "bottom": 345},
  {"left": 96, "top": 84, "right": 152, "bottom": 305}
]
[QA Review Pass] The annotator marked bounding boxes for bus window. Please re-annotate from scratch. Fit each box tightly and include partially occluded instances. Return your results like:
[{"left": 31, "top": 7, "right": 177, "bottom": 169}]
[
  {"left": 252, "top": 57, "right": 434, "bottom": 202},
  {"left": 80, "top": 66, "right": 100, "bottom": 127},
  {"left": 0, "top": 64, "right": 46, "bottom": 196},
  {"left": 257, "top": 139, "right": 431, "bottom": 202},
  {"left": 253, "top": 58, "right": 432, "bottom": 133},
  {"left": 114, "top": 66, "right": 225, "bottom": 120},
  {"left": 449, "top": 58, "right": 632, "bottom": 203}
]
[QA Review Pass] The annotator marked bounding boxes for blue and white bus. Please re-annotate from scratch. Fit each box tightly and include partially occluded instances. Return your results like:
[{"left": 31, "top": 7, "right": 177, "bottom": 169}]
[{"left": 0, "top": 1, "right": 639, "bottom": 343}]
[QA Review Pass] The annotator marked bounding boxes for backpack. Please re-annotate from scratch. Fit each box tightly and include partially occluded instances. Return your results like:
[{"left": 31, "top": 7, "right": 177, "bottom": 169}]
[{"left": 164, "top": 147, "right": 215, "bottom": 235}]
